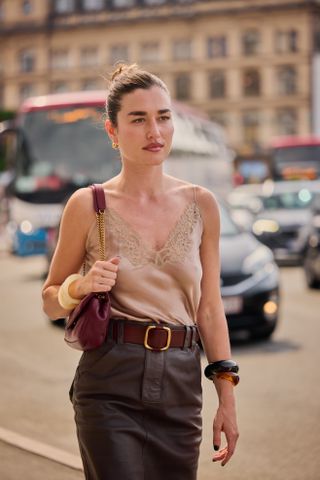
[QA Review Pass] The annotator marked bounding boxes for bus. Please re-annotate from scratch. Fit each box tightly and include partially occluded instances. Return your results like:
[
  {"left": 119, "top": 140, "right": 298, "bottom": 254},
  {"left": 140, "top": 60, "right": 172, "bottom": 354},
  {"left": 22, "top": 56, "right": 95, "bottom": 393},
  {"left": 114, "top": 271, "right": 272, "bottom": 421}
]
[
  {"left": 0, "top": 91, "right": 233, "bottom": 257},
  {"left": 269, "top": 136, "right": 320, "bottom": 181}
]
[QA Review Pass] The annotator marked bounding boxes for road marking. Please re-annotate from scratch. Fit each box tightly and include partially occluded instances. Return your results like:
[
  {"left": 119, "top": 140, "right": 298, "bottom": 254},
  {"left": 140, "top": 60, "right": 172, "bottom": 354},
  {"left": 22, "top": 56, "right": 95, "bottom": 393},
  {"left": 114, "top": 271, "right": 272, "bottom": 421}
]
[{"left": 0, "top": 426, "right": 82, "bottom": 471}]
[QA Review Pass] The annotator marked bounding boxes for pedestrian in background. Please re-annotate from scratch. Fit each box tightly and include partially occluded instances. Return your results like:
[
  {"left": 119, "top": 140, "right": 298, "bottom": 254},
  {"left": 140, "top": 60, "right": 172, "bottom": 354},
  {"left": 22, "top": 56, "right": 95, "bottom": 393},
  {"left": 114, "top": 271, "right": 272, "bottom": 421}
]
[{"left": 42, "top": 63, "right": 239, "bottom": 480}]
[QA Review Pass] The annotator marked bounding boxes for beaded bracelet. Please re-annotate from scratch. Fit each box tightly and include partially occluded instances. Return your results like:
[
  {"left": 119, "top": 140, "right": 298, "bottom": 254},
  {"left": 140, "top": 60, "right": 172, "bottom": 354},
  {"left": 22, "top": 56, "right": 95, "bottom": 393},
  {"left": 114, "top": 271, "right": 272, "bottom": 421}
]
[{"left": 57, "top": 274, "right": 83, "bottom": 311}]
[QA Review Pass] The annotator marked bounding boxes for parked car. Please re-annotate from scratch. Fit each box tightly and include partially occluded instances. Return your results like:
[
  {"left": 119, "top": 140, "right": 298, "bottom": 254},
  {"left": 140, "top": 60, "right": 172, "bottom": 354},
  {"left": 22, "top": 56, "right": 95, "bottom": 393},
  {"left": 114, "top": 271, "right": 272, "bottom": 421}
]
[
  {"left": 229, "top": 180, "right": 320, "bottom": 265},
  {"left": 219, "top": 202, "right": 280, "bottom": 340},
  {"left": 303, "top": 195, "right": 320, "bottom": 289}
]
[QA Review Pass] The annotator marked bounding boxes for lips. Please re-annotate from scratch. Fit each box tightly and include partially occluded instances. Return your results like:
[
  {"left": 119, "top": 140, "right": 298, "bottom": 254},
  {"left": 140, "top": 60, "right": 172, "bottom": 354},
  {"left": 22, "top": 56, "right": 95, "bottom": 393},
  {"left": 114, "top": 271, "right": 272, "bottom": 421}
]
[{"left": 143, "top": 143, "right": 164, "bottom": 152}]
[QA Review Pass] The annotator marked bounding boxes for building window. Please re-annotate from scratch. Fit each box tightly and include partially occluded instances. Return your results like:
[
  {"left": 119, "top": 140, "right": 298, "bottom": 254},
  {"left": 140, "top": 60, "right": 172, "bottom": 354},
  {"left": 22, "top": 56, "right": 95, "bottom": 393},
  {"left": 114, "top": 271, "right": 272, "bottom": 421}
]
[
  {"left": 207, "top": 36, "right": 227, "bottom": 58},
  {"left": 109, "top": 44, "right": 129, "bottom": 64},
  {"left": 209, "top": 111, "right": 227, "bottom": 127},
  {"left": 140, "top": 42, "right": 160, "bottom": 63},
  {"left": 243, "top": 69, "right": 261, "bottom": 96},
  {"left": 82, "top": 0, "right": 104, "bottom": 10},
  {"left": 275, "top": 108, "right": 297, "bottom": 135},
  {"left": 242, "top": 30, "right": 260, "bottom": 56},
  {"left": 275, "top": 30, "right": 298, "bottom": 53},
  {"left": 80, "top": 47, "right": 99, "bottom": 67},
  {"left": 277, "top": 66, "right": 297, "bottom": 95},
  {"left": 50, "top": 81, "right": 68, "bottom": 93},
  {"left": 22, "top": 0, "right": 32, "bottom": 15},
  {"left": 208, "top": 71, "right": 226, "bottom": 98},
  {"left": 112, "top": 0, "right": 135, "bottom": 7},
  {"left": 172, "top": 39, "right": 192, "bottom": 61},
  {"left": 50, "top": 49, "right": 69, "bottom": 70},
  {"left": 19, "top": 50, "right": 35, "bottom": 73},
  {"left": 242, "top": 110, "right": 260, "bottom": 149},
  {"left": 54, "top": 0, "right": 75, "bottom": 13},
  {"left": 175, "top": 73, "right": 191, "bottom": 100},
  {"left": 19, "top": 83, "right": 34, "bottom": 101},
  {"left": 82, "top": 79, "right": 100, "bottom": 90}
]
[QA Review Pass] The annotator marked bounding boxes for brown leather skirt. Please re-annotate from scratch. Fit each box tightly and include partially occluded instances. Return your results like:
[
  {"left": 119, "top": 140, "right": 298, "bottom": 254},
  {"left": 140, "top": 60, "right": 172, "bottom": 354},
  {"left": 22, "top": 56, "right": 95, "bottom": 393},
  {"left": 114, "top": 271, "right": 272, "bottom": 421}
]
[{"left": 70, "top": 319, "right": 203, "bottom": 480}]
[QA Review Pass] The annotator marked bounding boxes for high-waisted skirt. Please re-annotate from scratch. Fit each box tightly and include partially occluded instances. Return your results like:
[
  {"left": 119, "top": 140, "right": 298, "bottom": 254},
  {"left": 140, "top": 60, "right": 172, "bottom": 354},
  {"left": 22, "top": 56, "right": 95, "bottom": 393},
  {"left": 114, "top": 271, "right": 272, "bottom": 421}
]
[{"left": 70, "top": 319, "right": 203, "bottom": 480}]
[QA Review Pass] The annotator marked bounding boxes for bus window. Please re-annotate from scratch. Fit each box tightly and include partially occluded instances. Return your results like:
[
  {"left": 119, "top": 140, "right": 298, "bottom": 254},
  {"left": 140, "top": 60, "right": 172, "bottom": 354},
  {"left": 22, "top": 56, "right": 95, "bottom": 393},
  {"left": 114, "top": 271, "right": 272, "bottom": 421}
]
[{"left": 270, "top": 137, "right": 320, "bottom": 181}]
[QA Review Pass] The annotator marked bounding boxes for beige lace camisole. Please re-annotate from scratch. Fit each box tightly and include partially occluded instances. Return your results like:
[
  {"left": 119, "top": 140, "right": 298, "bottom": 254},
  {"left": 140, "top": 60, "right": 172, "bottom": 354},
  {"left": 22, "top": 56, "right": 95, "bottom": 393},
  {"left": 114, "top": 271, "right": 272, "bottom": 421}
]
[{"left": 84, "top": 190, "right": 203, "bottom": 326}]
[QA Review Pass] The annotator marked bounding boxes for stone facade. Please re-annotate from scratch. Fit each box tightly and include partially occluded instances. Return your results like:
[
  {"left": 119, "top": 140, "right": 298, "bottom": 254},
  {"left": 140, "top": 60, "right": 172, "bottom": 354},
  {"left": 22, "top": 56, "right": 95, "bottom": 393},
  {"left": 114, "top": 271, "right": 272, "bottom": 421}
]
[{"left": 0, "top": 0, "right": 320, "bottom": 151}]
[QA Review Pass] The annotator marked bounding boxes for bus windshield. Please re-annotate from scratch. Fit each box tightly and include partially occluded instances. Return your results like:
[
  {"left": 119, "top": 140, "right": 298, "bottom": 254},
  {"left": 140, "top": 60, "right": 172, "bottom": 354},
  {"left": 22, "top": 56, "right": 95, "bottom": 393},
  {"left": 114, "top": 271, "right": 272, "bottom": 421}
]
[
  {"left": 15, "top": 106, "right": 120, "bottom": 202},
  {"left": 272, "top": 145, "right": 320, "bottom": 180}
]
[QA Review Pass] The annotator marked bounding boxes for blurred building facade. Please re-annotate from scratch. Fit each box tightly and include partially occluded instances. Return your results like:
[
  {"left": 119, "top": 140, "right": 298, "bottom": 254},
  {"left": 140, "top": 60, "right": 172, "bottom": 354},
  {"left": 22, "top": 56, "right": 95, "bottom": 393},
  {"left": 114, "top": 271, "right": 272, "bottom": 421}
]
[{"left": 0, "top": 0, "right": 320, "bottom": 152}]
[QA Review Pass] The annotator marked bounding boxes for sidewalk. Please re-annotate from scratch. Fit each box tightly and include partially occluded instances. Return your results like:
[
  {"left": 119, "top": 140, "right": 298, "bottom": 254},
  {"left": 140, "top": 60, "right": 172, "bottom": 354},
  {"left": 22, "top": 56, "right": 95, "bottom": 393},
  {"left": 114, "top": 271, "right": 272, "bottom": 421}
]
[{"left": 0, "top": 441, "right": 84, "bottom": 480}]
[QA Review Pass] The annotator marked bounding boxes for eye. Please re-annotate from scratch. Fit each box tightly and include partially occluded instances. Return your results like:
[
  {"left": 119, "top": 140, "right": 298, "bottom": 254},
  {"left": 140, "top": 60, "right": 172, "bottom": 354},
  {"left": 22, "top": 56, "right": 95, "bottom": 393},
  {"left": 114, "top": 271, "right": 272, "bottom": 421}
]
[
  {"left": 159, "top": 115, "right": 171, "bottom": 122},
  {"left": 132, "top": 118, "right": 145, "bottom": 124}
]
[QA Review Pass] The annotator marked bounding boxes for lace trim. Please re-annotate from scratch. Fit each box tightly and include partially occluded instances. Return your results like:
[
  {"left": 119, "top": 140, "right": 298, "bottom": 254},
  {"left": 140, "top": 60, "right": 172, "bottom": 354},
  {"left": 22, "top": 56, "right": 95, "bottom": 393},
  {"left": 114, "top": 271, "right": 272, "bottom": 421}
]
[{"left": 106, "top": 202, "right": 201, "bottom": 267}]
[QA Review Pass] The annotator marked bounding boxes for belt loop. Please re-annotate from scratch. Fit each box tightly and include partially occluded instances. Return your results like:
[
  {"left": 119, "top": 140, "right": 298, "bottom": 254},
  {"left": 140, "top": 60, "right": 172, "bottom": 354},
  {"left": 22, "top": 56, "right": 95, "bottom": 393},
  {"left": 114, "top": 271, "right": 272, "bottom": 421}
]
[
  {"left": 183, "top": 326, "right": 192, "bottom": 350},
  {"left": 191, "top": 326, "right": 197, "bottom": 346}
]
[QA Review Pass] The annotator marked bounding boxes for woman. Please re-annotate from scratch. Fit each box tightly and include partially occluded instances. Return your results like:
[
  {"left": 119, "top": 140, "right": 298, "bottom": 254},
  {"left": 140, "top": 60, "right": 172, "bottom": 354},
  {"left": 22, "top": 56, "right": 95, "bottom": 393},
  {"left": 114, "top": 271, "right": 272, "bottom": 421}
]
[{"left": 42, "top": 64, "right": 239, "bottom": 479}]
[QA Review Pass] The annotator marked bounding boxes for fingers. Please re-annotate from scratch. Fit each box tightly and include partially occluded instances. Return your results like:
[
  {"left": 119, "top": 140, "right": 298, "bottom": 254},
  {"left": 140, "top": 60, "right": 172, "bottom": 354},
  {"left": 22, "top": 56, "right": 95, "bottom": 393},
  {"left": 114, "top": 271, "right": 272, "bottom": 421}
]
[
  {"left": 221, "top": 429, "right": 239, "bottom": 466},
  {"left": 109, "top": 256, "right": 121, "bottom": 265},
  {"left": 89, "top": 258, "right": 121, "bottom": 292},
  {"left": 212, "top": 446, "right": 227, "bottom": 463},
  {"left": 212, "top": 412, "right": 239, "bottom": 467},
  {"left": 213, "top": 424, "right": 221, "bottom": 453}
]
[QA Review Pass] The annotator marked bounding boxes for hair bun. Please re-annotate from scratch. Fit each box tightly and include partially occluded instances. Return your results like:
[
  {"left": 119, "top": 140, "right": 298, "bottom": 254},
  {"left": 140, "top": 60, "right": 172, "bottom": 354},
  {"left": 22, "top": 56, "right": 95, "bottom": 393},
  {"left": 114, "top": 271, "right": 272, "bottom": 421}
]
[{"left": 111, "top": 63, "right": 138, "bottom": 81}]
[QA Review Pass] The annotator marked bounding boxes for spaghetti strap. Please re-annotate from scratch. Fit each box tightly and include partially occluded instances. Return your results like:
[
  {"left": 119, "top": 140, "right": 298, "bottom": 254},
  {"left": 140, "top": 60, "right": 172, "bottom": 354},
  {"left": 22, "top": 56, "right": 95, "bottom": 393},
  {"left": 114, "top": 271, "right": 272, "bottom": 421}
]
[{"left": 192, "top": 185, "right": 197, "bottom": 204}]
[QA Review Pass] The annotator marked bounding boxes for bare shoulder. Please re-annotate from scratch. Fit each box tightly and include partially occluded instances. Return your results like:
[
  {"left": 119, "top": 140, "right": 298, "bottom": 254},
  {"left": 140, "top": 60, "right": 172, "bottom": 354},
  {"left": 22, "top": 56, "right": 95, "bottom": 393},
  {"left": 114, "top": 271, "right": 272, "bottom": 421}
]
[
  {"left": 194, "top": 186, "right": 220, "bottom": 221},
  {"left": 194, "top": 185, "right": 220, "bottom": 229},
  {"left": 61, "top": 187, "right": 95, "bottom": 229}
]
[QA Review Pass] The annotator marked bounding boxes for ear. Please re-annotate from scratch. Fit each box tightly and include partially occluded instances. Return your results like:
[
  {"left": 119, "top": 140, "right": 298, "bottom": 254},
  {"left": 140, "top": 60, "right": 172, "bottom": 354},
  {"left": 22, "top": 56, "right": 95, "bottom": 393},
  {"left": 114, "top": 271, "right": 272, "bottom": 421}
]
[{"left": 105, "top": 119, "right": 118, "bottom": 144}]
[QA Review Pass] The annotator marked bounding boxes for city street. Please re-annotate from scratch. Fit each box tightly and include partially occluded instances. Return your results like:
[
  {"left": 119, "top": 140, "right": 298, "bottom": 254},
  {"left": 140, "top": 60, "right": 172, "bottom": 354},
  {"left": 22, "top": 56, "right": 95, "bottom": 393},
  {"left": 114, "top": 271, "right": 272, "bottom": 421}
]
[{"left": 0, "top": 254, "right": 319, "bottom": 480}]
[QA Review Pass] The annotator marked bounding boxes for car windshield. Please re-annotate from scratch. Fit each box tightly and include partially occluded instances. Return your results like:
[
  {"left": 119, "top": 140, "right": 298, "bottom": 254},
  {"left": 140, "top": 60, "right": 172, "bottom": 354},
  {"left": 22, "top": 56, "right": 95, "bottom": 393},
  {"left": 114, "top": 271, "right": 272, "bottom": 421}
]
[
  {"left": 16, "top": 106, "right": 120, "bottom": 190},
  {"left": 262, "top": 189, "right": 315, "bottom": 210},
  {"left": 220, "top": 204, "right": 239, "bottom": 236}
]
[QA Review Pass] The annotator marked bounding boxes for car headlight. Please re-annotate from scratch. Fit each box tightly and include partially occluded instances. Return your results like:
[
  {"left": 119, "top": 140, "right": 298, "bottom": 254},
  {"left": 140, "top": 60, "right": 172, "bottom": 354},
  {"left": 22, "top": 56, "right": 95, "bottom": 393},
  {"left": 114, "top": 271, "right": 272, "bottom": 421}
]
[
  {"left": 252, "top": 219, "right": 280, "bottom": 236},
  {"left": 242, "top": 245, "right": 274, "bottom": 274}
]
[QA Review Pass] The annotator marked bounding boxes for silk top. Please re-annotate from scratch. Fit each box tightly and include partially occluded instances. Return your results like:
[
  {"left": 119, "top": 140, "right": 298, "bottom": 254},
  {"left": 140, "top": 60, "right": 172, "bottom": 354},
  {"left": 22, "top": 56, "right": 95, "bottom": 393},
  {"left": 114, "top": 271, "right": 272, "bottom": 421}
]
[{"left": 85, "top": 196, "right": 203, "bottom": 326}]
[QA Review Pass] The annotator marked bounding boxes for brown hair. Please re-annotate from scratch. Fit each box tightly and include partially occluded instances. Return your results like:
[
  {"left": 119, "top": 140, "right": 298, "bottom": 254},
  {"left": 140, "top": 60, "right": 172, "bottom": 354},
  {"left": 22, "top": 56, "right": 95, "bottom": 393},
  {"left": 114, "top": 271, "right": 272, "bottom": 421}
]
[{"left": 106, "top": 63, "right": 170, "bottom": 126}]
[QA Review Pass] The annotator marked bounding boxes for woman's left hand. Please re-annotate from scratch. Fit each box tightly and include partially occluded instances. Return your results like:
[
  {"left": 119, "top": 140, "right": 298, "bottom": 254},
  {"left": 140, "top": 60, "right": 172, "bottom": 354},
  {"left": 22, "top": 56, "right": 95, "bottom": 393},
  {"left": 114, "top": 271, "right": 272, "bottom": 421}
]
[{"left": 212, "top": 400, "right": 239, "bottom": 466}]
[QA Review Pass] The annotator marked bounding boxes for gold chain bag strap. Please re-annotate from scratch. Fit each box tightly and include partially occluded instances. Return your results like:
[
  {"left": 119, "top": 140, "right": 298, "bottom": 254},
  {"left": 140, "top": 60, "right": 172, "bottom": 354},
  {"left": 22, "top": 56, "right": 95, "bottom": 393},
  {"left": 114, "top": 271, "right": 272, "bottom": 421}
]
[{"left": 64, "top": 184, "right": 111, "bottom": 351}]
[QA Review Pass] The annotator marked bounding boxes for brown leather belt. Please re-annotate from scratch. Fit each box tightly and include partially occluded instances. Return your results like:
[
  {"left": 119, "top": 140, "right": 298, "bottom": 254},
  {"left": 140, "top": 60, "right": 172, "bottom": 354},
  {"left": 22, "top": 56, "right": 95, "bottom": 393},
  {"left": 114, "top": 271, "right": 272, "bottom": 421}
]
[{"left": 111, "top": 320, "right": 199, "bottom": 351}]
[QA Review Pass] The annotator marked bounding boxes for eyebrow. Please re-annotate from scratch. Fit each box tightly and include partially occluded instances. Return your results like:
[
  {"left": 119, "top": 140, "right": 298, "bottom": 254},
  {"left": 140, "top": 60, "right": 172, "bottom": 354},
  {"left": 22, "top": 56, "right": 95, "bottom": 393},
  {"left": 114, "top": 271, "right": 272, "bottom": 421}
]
[{"left": 127, "top": 109, "right": 171, "bottom": 116}]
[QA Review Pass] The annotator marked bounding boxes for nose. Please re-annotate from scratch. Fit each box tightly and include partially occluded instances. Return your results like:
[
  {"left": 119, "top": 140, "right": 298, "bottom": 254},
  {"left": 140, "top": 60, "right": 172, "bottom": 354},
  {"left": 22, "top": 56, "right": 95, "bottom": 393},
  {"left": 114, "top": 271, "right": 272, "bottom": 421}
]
[{"left": 146, "top": 118, "right": 161, "bottom": 139}]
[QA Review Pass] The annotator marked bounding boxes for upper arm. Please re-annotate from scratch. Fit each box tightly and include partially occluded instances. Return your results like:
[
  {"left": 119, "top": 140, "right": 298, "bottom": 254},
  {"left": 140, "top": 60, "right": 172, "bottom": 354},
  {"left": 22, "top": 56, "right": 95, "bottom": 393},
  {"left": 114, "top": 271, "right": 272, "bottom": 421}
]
[
  {"left": 43, "top": 187, "right": 95, "bottom": 289},
  {"left": 196, "top": 187, "right": 223, "bottom": 312}
]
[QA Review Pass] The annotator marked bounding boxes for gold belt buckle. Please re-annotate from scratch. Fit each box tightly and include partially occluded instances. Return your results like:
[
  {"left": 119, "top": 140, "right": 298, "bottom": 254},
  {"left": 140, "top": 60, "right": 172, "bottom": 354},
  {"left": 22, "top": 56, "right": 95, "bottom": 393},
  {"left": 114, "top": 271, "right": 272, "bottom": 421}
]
[{"left": 144, "top": 325, "right": 172, "bottom": 351}]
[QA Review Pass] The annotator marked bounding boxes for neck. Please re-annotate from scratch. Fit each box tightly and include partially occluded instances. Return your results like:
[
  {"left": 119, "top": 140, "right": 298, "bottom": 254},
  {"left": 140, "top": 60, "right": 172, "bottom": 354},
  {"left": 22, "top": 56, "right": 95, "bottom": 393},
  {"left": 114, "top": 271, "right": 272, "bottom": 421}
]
[{"left": 116, "top": 164, "right": 166, "bottom": 199}]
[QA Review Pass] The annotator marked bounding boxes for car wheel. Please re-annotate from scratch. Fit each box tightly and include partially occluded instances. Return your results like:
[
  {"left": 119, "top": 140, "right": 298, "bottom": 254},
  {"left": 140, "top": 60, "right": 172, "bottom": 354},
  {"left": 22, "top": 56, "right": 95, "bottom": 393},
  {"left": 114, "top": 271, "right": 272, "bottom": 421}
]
[{"left": 250, "top": 322, "right": 277, "bottom": 341}]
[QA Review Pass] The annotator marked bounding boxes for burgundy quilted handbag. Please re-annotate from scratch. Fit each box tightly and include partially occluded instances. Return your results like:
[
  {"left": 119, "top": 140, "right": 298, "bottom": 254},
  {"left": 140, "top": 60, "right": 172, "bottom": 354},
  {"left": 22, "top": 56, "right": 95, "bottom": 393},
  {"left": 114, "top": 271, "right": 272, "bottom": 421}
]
[{"left": 64, "top": 184, "right": 111, "bottom": 351}]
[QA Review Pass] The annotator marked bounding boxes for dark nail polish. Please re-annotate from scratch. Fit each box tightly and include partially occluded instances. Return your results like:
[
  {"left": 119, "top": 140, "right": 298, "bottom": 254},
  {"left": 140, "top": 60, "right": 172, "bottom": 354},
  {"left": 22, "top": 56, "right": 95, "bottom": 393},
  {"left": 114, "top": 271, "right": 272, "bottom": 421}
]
[{"left": 214, "top": 445, "right": 219, "bottom": 451}]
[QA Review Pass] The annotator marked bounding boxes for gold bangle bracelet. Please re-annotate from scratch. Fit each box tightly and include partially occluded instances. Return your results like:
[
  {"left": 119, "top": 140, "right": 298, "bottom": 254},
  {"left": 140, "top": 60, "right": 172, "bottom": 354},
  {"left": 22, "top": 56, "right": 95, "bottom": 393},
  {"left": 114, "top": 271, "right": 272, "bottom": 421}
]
[{"left": 58, "top": 274, "right": 83, "bottom": 310}]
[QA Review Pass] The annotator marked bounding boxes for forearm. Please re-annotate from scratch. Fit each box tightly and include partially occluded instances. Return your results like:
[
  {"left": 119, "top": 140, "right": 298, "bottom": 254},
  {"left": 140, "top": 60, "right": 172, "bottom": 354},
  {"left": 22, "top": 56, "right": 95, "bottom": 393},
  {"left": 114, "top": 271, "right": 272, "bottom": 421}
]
[
  {"left": 197, "top": 305, "right": 231, "bottom": 362},
  {"left": 42, "top": 285, "right": 73, "bottom": 320},
  {"left": 197, "top": 306, "right": 236, "bottom": 403}
]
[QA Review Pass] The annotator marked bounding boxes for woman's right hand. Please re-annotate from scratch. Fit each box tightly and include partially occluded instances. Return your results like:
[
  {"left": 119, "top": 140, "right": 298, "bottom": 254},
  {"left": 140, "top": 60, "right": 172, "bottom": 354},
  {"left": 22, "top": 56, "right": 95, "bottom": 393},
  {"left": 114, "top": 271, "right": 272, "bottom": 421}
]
[{"left": 70, "top": 257, "right": 121, "bottom": 300}]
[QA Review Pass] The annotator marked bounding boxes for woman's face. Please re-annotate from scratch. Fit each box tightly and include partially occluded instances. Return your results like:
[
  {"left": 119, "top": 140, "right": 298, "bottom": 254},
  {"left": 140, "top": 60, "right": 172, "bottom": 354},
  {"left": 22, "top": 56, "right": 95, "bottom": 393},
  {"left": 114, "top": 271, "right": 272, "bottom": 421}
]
[{"left": 106, "top": 86, "right": 174, "bottom": 167}]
